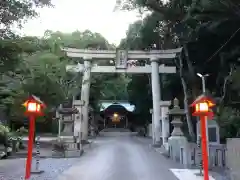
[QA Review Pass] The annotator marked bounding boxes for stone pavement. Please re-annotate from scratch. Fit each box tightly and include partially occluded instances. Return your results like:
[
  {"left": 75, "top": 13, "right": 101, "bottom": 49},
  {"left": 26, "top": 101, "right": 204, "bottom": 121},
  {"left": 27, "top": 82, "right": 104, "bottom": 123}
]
[{"left": 57, "top": 136, "right": 182, "bottom": 180}]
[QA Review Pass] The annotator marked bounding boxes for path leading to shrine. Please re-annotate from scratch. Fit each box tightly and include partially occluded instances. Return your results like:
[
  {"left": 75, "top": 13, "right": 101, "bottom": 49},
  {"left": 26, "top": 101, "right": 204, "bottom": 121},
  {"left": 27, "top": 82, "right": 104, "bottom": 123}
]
[{"left": 57, "top": 135, "right": 182, "bottom": 180}]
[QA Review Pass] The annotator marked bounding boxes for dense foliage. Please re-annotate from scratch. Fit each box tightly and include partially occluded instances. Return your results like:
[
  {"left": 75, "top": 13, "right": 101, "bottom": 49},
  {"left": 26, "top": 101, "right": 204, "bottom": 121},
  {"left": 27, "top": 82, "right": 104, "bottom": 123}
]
[{"left": 117, "top": 0, "right": 240, "bottom": 140}]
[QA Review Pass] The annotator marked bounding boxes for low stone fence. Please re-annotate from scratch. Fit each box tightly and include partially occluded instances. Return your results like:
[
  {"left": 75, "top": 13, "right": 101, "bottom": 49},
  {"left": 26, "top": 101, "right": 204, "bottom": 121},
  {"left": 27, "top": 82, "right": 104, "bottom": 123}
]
[
  {"left": 168, "top": 141, "right": 226, "bottom": 169},
  {"left": 226, "top": 138, "right": 240, "bottom": 180}
]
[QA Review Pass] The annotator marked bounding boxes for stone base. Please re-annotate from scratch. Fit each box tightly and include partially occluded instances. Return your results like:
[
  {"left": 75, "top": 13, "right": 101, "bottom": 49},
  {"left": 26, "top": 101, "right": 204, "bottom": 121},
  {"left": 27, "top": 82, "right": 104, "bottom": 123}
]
[
  {"left": 52, "top": 151, "right": 65, "bottom": 158},
  {"left": 81, "top": 140, "right": 91, "bottom": 144},
  {"left": 31, "top": 170, "right": 44, "bottom": 174},
  {"left": 52, "top": 149, "right": 84, "bottom": 158},
  {"left": 65, "top": 150, "right": 83, "bottom": 157},
  {"left": 152, "top": 143, "right": 162, "bottom": 148}
]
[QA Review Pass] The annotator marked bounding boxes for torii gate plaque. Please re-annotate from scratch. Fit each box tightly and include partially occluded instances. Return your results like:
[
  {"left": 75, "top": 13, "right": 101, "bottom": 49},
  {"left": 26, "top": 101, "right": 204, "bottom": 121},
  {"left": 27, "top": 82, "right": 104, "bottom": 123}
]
[{"left": 62, "top": 47, "right": 182, "bottom": 145}]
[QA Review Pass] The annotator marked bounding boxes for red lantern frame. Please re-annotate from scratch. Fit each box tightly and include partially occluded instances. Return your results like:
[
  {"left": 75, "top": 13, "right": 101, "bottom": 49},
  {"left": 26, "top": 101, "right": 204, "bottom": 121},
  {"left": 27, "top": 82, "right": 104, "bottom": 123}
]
[
  {"left": 23, "top": 95, "right": 46, "bottom": 116},
  {"left": 190, "top": 94, "right": 215, "bottom": 118}
]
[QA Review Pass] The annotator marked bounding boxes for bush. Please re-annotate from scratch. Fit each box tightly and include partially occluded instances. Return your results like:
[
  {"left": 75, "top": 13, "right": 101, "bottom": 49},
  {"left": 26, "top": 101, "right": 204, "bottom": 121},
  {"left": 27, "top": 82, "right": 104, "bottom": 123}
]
[
  {"left": 52, "top": 140, "right": 67, "bottom": 153},
  {"left": 0, "top": 124, "right": 10, "bottom": 146},
  {"left": 16, "top": 126, "right": 28, "bottom": 135},
  {"left": 0, "top": 125, "right": 26, "bottom": 152}
]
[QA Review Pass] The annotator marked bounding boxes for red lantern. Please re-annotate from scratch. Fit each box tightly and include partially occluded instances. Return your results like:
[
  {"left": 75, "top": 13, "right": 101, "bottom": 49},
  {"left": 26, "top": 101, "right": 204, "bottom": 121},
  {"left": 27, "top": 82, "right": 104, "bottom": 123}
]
[
  {"left": 190, "top": 93, "right": 216, "bottom": 180},
  {"left": 23, "top": 95, "right": 46, "bottom": 180}
]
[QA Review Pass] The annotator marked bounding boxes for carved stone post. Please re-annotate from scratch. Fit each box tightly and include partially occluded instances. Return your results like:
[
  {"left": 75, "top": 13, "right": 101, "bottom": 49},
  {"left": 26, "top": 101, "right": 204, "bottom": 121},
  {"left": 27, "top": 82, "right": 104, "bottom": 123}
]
[{"left": 160, "top": 101, "right": 171, "bottom": 147}]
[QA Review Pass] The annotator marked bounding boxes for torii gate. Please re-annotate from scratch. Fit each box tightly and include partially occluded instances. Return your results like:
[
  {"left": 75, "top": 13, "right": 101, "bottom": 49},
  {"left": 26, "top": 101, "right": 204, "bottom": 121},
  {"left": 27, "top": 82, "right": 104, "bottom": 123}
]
[{"left": 62, "top": 47, "right": 182, "bottom": 145}]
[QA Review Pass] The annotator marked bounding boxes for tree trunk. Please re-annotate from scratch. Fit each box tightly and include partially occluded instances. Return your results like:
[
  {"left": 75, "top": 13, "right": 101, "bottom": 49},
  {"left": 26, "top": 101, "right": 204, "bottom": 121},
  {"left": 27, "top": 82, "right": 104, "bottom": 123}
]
[
  {"left": 178, "top": 55, "right": 195, "bottom": 141},
  {"left": 183, "top": 44, "right": 198, "bottom": 98}
]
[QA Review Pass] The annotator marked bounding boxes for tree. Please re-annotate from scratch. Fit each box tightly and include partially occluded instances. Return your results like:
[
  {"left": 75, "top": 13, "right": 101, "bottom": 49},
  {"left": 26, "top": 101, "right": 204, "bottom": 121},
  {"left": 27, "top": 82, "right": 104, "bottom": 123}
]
[
  {"left": 116, "top": 0, "right": 240, "bottom": 140},
  {"left": 0, "top": 0, "right": 52, "bottom": 29},
  {"left": 0, "top": 29, "right": 130, "bottom": 132}
]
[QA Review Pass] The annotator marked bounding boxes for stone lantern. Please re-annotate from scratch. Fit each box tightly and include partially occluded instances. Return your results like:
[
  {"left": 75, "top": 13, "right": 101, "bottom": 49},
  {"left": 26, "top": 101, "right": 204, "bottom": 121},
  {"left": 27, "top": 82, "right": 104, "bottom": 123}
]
[
  {"left": 168, "top": 98, "right": 188, "bottom": 165},
  {"left": 169, "top": 98, "right": 185, "bottom": 136}
]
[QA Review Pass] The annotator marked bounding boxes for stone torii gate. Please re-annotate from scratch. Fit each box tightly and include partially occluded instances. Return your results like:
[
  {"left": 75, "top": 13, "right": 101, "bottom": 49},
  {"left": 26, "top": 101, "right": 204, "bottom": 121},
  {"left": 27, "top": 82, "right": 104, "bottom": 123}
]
[{"left": 62, "top": 47, "right": 182, "bottom": 145}]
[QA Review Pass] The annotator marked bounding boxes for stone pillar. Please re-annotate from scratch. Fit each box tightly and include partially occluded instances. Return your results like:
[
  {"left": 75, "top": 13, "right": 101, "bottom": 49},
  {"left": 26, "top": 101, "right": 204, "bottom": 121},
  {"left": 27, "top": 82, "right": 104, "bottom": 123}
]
[
  {"left": 151, "top": 59, "right": 161, "bottom": 145},
  {"left": 81, "top": 60, "right": 91, "bottom": 140},
  {"left": 160, "top": 101, "right": 171, "bottom": 147},
  {"left": 73, "top": 100, "right": 84, "bottom": 137}
]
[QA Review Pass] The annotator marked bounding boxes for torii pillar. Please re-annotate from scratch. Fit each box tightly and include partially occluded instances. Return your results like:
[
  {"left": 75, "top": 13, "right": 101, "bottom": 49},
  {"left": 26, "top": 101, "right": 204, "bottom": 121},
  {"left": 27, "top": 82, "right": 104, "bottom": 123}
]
[
  {"left": 81, "top": 59, "right": 91, "bottom": 140},
  {"left": 151, "top": 58, "right": 162, "bottom": 146}
]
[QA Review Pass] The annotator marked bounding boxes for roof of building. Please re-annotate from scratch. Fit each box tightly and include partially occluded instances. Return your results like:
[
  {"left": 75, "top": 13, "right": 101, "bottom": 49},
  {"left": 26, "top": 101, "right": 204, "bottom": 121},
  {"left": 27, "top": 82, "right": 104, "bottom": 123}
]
[{"left": 99, "top": 100, "right": 135, "bottom": 112}]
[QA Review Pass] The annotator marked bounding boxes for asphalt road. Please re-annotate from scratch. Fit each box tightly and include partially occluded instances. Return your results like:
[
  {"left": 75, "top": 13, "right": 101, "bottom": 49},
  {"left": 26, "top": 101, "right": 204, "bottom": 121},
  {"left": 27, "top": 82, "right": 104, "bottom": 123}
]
[{"left": 58, "top": 135, "right": 181, "bottom": 180}]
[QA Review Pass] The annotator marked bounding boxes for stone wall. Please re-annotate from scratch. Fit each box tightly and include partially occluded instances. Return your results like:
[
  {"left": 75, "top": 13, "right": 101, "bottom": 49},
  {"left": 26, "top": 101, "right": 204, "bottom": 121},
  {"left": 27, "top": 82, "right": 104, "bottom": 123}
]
[
  {"left": 168, "top": 141, "right": 226, "bottom": 169},
  {"left": 226, "top": 138, "right": 240, "bottom": 180}
]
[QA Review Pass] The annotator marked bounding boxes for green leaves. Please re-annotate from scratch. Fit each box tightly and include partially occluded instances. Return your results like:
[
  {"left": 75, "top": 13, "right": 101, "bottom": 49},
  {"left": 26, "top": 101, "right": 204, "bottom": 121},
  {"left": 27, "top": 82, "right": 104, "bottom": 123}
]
[
  {"left": 0, "top": 28, "right": 128, "bottom": 126},
  {"left": 0, "top": 0, "right": 52, "bottom": 28}
]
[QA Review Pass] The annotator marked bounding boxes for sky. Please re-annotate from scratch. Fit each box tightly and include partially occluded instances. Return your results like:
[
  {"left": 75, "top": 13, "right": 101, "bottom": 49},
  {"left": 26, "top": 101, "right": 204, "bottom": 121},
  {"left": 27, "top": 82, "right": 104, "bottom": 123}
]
[{"left": 20, "top": 0, "right": 143, "bottom": 45}]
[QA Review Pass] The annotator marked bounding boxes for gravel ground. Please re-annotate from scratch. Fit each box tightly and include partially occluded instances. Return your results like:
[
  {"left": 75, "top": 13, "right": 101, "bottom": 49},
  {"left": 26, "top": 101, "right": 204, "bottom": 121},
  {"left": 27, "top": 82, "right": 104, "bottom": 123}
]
[{"left": 0, "top": 158, "right": 81, "bottom": 180}]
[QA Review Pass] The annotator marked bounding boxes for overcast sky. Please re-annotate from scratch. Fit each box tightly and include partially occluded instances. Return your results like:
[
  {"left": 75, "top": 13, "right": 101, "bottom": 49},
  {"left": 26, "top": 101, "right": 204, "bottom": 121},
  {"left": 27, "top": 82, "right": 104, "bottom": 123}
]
[{"left": 20, "top": 0, "right": 142, "bottom": 45}]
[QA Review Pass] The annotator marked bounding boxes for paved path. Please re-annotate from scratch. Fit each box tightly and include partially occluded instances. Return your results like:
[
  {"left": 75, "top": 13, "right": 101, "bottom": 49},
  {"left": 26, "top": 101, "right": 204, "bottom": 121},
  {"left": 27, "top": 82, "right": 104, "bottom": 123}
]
[
  {"left": 0, "top": 134, "right": 223, "bottom": 180},
  {"left": 58, "top": 136, "right": 181, "bottom": 180}
]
